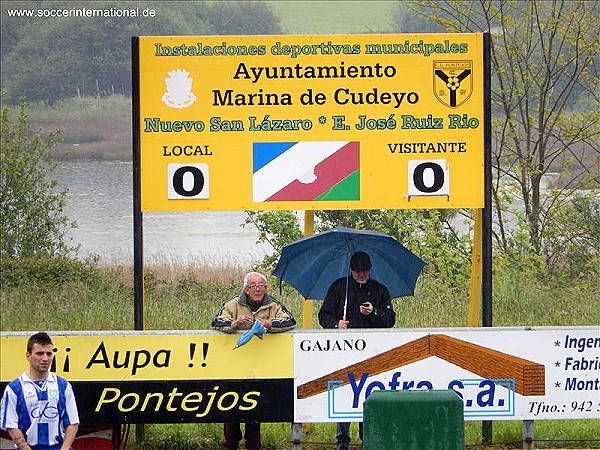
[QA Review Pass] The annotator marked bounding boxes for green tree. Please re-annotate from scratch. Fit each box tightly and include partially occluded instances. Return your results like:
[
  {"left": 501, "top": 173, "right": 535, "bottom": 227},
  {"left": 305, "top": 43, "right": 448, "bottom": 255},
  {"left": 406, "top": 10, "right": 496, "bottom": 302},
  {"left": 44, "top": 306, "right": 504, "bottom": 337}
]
[
  {"left": 316, "top": 209, "right": 472, "bottom": 286},
  {"left": 542, "top": 191, "right": 600, "bottom": 279},
  {"left": 0, "top": 1, "right": 209, "bottom": 103},
  {"left": 400, "top": 0, "right": 600, "bottom": 275},
  {"left": 246, "top": 208, "right": 473, "bottom": 289},
  {"left": 245, "top": 211, "right": 303, "bottom": 268},
  {"left": 0, "top": 1, "right": 282, "bottom": 104},
  {"left": 1, "top": 99, "right": 76, "bottom": 257}
]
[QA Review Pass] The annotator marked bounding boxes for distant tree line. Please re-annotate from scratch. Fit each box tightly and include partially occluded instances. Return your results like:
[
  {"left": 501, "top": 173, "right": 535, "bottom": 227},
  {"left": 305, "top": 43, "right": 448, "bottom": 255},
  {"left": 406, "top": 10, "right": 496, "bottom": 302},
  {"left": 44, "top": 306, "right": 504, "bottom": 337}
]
[{"left": 0, "top": 1, "right": 282, "bottom": 104}]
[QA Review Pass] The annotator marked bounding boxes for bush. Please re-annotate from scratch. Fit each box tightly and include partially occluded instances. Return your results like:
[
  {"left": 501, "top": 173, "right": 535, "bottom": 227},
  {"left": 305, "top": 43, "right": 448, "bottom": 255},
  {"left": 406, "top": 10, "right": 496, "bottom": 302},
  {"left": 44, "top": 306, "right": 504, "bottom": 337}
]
[
  {"left": 1, "top": 99, "right": 77, "bottom": 258},
  {"left": 0, "top": 255, "right": 100, "bottom": 287}
]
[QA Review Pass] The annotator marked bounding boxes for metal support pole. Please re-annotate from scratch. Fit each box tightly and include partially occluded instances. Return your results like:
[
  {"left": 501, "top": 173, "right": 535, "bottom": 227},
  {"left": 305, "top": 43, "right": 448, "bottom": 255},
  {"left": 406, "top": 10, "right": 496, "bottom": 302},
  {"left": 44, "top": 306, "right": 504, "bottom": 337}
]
[
  {"left": 302, "top": 211, "right": 315, "bottom": 328},
  {"left": 291, "top": 422, "right": 303, "bottom": 450},
  {"left": 468, "top": 208, "right": 483, "bottom": 326},
  {"left": 290, "top": 210, "right": 315, "bottom": 449},
  {"left": 523, "top": 420, "right": 534, "bottom": 450},
  {"left": 481, "top": 31, "right": 493, "bottom": 446},
  {"left": 132, "top": 36, "right": 145, "bottom": 444}
]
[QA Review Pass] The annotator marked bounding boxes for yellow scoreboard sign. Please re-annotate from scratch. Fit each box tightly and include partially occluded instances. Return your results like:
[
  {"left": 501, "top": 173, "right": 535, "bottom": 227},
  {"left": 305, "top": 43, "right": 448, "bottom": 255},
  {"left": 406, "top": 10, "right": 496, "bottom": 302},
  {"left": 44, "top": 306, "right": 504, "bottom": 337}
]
[{"left": 135, "top": 33, "right": 486, "bottom": 212}]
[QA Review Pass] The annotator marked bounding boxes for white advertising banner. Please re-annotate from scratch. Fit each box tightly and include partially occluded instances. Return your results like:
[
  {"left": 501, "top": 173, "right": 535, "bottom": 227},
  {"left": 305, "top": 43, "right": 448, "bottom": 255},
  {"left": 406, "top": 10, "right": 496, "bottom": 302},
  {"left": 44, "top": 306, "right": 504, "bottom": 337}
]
[{"left": 294, "top": 327, "right": 600, "bottom": 422}]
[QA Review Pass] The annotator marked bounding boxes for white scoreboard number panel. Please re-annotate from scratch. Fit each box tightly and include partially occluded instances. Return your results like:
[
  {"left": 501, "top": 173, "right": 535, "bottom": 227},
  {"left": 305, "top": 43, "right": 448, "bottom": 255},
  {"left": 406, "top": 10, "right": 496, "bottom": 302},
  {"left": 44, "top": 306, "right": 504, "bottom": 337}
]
[
  {"left": 167, "top": 163, "right": 209, "bottom": 199},
  {"left": 408, "top": 159, "right": 450, "bottom": 198}
]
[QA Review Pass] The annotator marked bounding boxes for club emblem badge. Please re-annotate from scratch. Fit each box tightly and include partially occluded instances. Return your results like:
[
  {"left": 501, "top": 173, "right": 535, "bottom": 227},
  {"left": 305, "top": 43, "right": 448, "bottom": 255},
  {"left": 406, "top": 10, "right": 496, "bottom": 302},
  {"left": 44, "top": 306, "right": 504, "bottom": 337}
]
[{"left": 433, "top": 61, "right": 473, "bottom": 108}]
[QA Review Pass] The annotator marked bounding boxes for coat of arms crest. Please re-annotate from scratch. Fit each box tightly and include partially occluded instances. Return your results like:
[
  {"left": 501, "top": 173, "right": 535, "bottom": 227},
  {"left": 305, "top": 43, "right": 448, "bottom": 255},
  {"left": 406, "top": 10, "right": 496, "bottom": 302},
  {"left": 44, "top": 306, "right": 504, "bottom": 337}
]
[{"left": 433, "top": 61, "right": 473, "bottom": 108}]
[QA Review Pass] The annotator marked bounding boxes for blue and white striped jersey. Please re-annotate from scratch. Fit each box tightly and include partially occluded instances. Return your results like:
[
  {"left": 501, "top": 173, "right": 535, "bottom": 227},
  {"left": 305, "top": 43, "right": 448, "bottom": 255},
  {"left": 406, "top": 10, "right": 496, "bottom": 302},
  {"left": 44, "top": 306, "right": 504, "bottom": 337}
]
[{"left": 0, "top": 372, "right": 79, "bottom": 448}]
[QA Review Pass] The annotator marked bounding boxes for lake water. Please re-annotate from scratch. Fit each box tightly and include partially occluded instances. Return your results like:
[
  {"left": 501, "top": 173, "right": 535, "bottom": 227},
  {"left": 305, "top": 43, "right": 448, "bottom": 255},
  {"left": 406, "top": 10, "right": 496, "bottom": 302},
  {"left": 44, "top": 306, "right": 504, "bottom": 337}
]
[{"left": 54, "top": 160, "right": 271, "bottom": 265}]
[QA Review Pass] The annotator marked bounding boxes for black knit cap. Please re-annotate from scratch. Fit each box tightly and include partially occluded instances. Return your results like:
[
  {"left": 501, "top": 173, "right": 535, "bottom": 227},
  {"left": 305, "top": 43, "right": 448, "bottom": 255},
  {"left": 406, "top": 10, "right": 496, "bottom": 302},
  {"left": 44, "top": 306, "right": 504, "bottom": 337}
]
[{"left": 350, "top": 251, "right": 372, "bottom": 271}]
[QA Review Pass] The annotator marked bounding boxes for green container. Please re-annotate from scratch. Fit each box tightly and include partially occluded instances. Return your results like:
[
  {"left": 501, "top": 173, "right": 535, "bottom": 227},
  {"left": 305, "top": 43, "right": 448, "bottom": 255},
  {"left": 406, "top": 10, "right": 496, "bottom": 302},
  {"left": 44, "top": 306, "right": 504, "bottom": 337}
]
[{"left": 363, "top": 389, "right": 464, "bottom": 450}]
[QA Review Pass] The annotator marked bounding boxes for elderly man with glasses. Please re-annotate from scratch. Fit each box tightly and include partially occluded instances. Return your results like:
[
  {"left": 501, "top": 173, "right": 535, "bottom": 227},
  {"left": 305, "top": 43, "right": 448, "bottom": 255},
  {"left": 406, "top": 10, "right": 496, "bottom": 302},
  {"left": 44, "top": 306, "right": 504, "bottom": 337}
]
[{"left": 211, "top": 271, "right": 296, "bottom": 450}]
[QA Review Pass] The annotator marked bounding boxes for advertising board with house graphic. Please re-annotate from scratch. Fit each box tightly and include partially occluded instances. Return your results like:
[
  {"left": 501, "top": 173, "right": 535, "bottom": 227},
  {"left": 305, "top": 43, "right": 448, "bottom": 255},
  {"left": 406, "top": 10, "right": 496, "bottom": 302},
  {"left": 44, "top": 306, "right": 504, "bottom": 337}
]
[
  {"left": 294, "top": 327, "right": 599, "bottom": 421},
  {"left": 1, "top": 327, "right": 597, "bottom": 424}
]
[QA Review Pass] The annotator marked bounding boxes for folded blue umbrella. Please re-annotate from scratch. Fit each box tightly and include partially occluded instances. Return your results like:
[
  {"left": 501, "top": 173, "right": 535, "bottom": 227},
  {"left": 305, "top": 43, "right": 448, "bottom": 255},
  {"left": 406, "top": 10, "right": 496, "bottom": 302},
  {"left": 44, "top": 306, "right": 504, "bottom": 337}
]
[{"left": 234, "top": 319, "right": 267, "bottom": 349}]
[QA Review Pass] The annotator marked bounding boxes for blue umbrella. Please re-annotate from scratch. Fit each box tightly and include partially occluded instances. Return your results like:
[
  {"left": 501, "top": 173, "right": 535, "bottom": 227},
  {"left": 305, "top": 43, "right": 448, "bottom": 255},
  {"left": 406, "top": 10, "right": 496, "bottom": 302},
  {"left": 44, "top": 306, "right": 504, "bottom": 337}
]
[
  {"left": 233, "top": 319, "right": 267, "bottom": 349},
  {"left": 273, "top": 226, "right": 425, "bottom": 300}
]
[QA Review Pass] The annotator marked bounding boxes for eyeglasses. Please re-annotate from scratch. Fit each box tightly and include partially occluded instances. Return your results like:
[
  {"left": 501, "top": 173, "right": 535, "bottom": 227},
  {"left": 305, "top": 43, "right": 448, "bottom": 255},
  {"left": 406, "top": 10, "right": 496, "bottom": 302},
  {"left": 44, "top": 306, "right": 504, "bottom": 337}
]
[{"left": 246, "top": 283, "right": 266, "bottom": 290}]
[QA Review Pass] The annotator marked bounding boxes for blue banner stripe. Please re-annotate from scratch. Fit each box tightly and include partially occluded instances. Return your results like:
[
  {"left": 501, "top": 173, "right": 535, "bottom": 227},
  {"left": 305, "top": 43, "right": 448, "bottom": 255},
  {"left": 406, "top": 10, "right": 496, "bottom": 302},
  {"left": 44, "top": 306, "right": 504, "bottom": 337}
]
[{"left": 253, "top": 142, "right": 297, "bottom": 172}]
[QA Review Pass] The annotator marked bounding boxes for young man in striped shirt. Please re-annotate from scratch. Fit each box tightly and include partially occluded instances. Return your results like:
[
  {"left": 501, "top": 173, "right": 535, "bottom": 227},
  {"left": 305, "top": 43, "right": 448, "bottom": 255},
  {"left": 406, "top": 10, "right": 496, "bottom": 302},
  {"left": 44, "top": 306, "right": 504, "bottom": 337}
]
[{"left": 1, "top": 332, "right": 79, "bottom": 450}]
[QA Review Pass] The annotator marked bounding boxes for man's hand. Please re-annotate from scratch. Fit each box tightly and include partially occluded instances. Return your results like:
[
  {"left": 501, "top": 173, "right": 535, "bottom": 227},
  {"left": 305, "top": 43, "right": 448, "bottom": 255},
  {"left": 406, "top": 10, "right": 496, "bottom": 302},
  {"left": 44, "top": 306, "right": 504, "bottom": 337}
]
[
  {"left": 337, "top": 318, "right": 350, "bottom": 329},
  {"left": 60, "top": 423, "right": 78, "bottom": 450},
  {"left": 232, "top": 315, "right": 252, "bottom": 329},
  {"left": 259, "top": 318, "right": 271, "bottom": 329},
  {"left": 7, "top": 428, "right": 32, "bottom": 450},
  {"left": 359, "top": 302, "right": 373, "bottom": 315}
]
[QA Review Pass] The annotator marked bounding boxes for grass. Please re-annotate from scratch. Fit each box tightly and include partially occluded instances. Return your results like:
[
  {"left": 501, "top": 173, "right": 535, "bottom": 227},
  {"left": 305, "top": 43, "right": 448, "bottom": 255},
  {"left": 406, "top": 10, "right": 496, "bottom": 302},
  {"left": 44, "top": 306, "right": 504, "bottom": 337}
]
[
  {"left": 27, "top": 95, "right": 132, "bottom": 161},
  {"left": 125, "top": 419, "right": 600, "bottom": 449},
  {"left": 4, "top": 259, "right": 597, "bottom": 331},
  {"left": 27, "top": 95, "right": 131, "bottom": 122},
  {"left": 1, "top": 257, "right": 599, "bottom": 449}
]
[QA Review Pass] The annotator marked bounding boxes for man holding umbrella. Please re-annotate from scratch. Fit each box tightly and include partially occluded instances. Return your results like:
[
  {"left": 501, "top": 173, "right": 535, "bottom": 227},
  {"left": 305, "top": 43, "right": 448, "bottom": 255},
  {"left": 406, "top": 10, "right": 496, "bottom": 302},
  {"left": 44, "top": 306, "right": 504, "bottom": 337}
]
[{"left": 318, "top": 251, "right": 395, "bottom": 449}]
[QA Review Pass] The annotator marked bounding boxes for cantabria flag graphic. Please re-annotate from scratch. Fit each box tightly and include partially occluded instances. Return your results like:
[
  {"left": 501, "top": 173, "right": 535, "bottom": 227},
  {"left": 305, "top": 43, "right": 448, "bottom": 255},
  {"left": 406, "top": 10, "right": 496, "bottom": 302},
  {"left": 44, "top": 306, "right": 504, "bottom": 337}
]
[{"left": 252, "top": 141, "right": 360, "bottom": 202}]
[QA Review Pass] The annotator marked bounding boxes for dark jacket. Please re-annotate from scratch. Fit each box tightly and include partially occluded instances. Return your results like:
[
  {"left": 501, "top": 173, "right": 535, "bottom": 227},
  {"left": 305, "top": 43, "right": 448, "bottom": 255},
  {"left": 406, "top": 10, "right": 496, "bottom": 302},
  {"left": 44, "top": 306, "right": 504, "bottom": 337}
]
[{"left": 318, "top": 276, "right": 395, "bottom": 329}]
